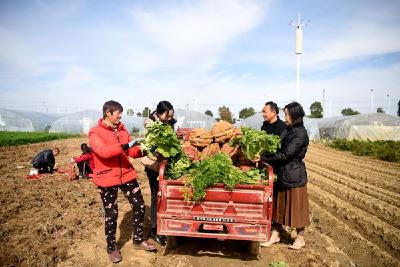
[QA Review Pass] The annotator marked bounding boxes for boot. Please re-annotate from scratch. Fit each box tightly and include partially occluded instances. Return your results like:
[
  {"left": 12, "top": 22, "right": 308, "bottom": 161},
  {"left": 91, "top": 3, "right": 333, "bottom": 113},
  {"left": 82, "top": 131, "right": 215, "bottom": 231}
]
[
  {"left": 150, "top": 228, "right": 166, "bottom": 246},
  {"left": 260, "top": 229, "right": 280, "bottom": 247}
]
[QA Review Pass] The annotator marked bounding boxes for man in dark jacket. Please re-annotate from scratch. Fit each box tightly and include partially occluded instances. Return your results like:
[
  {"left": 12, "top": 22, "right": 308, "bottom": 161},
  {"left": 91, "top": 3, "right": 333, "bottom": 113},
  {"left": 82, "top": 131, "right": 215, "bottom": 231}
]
[
  {"left": 31, "top": 148, "right": 60, "bottom": 173},
  {"left": 261, "top": 101, "right": 287, "bottom": 139},
  {"left": 260, "top": 102, "right": 310, "bottom": 250}
]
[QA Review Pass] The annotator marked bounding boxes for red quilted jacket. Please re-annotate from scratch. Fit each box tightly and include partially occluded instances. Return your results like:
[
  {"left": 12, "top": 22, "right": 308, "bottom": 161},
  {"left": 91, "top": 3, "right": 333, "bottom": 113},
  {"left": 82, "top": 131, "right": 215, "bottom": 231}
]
[
  {"left": 89, "top": 119, "right": 143, "bottom": 187},
  {"left": 73, "top": 152, "right": 95, "bottom": 170}
]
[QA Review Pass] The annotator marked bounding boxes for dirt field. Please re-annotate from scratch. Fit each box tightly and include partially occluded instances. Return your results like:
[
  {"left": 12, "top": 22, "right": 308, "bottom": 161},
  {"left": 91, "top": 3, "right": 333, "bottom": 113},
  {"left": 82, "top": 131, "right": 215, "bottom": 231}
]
[{"left": 0, "top": 137, "right": 399, "bottom": 266}]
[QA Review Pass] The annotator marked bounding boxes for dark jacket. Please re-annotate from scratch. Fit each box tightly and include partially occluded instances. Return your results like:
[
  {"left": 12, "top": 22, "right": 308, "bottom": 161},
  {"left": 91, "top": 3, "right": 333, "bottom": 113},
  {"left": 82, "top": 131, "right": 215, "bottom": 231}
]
[
  {"left": 32, "top": 149, "right": 55, "bottom": 171},
  {"left": 263, "top": 125, "right": 309, "bottom": 189},
  {"left": 261, "top": 117, "right": 287, "bottom": 139}
]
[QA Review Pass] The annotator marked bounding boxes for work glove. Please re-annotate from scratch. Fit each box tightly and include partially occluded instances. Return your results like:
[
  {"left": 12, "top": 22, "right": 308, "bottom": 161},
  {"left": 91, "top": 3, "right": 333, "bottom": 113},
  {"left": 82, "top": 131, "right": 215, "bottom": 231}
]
[
  {"left": 128, "top": 137, "right": 144, "bottom": 148},
  {"left": 122, "top": 137, "right": 144, "bottom": 150},
  {"left": 150, "top": 146, "right": 163, "bottom": 159}
]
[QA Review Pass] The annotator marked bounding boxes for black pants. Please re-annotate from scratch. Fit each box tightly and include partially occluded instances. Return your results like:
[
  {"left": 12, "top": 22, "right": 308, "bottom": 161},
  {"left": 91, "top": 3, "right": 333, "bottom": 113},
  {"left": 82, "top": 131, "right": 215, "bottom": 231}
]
[
  {"left": 33, "top": 163, "right": 53, "bottom": 174},
  {"left": 77, "top": 161, "right": 92, "bottom": 175},
  {"left": 145, "top": 168, "right": 159, "bottom": 230},
  {"left": 98, "top": 180, "right": 145, "bottom": 253}
]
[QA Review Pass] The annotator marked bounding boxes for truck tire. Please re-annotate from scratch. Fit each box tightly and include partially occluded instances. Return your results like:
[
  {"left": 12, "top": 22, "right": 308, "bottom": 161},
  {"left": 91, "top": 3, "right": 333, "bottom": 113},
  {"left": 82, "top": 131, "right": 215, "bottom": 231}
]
[
  {"left": 249, "top": 241, "right": 260, "bottom": 256},
  {"left": 163, "top": 236, "right": 179, "bottom": 255}
]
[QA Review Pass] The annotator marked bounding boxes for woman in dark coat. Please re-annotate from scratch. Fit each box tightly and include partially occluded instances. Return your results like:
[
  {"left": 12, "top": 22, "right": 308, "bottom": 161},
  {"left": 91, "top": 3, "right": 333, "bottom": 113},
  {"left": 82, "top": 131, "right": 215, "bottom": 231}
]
[
  {"left": 260, "top": 102, "right": 310, "bottom": 250},
  {"left": 141, "top": 101, "right": 176, "bottom": 245}
]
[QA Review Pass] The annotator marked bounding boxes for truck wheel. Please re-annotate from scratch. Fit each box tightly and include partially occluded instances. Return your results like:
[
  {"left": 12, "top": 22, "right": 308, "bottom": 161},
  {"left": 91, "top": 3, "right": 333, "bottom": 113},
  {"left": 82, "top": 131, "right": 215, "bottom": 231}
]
[
  {"left": 167, "top": 236, "right": 178, "bottom": 249},
  {"left": 249, "top": 241, "right": 260, "bottom": 256},
  {"left": 163, "top": 236, "right": 178, "bottom": 256}
]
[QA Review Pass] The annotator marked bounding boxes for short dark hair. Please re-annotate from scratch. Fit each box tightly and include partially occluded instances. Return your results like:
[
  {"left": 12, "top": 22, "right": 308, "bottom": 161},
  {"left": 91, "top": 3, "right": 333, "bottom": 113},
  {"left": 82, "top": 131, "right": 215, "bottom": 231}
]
[
  {"left": 265, "top": 101, "right": 279, "bottom": 114},
  {"left": 103, "top": 100, "right": 123, "bottom": 119},
  {"left": 80, "top": 143, "right": 92, "bottom": 154},
  {"left": 156, "top": 101, "right": 174, "bottom": 115},
  {"left": 284, "top": 102, "right": 305, "bottom": 127},
  {"left": 80, "top": 143, "right": 88, "bottom": 150}
]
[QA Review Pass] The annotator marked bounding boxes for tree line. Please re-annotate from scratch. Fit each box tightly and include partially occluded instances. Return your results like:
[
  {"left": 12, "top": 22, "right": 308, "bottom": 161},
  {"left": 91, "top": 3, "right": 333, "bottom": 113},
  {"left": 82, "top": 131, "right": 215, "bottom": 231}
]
[
  {"left": 308, "top": 101, "right": 398, "bottom": 118},
  {"left": 124, "top": 106, "right": 255, "bottom": 123},
  {"left": 125, "top": 100, "right": 400, "bottom": 120}
]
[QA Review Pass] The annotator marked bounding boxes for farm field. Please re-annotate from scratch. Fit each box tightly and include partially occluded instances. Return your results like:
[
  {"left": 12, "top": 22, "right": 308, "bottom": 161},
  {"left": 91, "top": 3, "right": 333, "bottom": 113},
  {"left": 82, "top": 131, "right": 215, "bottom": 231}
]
[
  {"left": 0, "top": 131, "right": 80, "bottom": 147},
  {"left": 0, "top": 137, "right": 399, "bottom": 267}
]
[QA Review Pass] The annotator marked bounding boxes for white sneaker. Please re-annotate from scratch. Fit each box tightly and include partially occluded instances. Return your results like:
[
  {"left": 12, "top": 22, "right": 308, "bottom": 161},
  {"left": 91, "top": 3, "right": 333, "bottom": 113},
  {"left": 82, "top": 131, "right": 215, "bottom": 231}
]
[
  {"left": 288, "top": 235, "right": 305, "bottom": 250},
  {"left": 260, "top": 230, "right": 280, "bottom": 247}
]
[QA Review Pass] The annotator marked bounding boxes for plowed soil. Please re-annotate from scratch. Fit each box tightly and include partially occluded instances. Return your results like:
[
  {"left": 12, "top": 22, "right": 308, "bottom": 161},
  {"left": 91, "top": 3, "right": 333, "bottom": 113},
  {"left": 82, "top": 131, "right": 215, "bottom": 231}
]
[{"left": 0, "top": 138, "right": 399, "bottom": 266}]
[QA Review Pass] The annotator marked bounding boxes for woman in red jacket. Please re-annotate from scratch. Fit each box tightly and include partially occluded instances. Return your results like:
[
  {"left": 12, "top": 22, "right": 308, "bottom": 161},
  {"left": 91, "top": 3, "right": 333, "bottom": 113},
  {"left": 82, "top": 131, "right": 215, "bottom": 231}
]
[
  {"left": 71, "top": 143, "right": 94, "bottom": 179},
  {"left": 89, "top": 100, "right": 156, "bottom": 264}
]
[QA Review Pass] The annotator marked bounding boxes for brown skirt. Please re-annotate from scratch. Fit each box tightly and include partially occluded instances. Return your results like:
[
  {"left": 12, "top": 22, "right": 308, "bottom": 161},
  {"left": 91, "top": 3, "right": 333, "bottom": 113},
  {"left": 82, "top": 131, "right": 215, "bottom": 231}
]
[{"left": 272, "top": 184, "right": 310, "bottom": 228}]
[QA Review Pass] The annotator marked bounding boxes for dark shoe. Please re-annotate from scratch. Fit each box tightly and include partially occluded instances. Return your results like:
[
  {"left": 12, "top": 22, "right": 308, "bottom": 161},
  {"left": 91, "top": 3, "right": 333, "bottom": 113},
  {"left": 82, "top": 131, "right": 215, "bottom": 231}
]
[
  {"left": 108, "top": 249, "right": 122, "bottom": 263},
  {"left": 152, "top": 234, "right": 166, "bottom": 246},
  {"left": 134, "top": 240, "right": 157, "bottom": 251},
  {"left": 149, "top": 228, "right": 166, "bottom": 246}
]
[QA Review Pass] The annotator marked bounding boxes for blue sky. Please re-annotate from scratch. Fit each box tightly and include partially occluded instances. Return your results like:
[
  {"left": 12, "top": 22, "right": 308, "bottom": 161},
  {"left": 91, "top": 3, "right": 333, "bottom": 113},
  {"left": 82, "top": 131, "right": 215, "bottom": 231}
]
[{"left": 1, "top": 0, "right": 399, "bottom": 117}]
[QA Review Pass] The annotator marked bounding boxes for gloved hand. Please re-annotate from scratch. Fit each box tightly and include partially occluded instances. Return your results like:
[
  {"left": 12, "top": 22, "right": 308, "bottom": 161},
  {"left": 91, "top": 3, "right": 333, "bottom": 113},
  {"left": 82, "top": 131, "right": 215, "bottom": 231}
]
[
  {"left": 150, "top": 146, "right": 162, "bottom": 159},
  {"left": 128, "top": 137, "right": 144, "bottom": 148}
]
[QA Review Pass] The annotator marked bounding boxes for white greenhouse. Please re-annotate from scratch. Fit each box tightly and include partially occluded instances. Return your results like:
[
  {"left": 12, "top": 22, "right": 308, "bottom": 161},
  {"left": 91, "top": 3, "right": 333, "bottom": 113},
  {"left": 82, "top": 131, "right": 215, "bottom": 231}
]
[
  {"left": 174, "top": 108, "right": 216, "bottom": 129},
  {"left": 234, "top": 112, "right": 320, "bottom": 140},
  {"left": 49, "top": 110, "right": 145, "bottom": 134},
  {"left": 0, "top": 109, "right": 59, "bottom": 132},
  {"left": 317, "top": 113, "right": 400, "bottom": 141}
]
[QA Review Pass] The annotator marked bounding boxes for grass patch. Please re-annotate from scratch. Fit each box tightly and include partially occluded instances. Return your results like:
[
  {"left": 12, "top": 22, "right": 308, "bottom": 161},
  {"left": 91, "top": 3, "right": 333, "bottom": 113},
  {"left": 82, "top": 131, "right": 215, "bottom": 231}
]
[
  {"left": 0, "top": 131, "right": 80, "bottom": 147},
  {"left": 328, "top": 139, "right": 400, "bottom": 163}
]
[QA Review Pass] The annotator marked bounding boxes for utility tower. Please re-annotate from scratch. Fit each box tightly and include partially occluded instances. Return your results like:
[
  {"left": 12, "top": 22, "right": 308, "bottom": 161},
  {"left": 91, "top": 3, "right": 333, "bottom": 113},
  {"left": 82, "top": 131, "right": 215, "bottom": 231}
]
[{"left": 290, "top": 13, "right": 309, "bottom": 103}]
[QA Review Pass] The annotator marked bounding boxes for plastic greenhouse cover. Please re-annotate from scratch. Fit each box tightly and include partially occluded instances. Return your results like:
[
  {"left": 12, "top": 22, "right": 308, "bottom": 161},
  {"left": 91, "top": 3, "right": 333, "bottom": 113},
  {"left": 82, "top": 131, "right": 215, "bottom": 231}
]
[
  {"left": 234, "top": 112, "right": 264, "bottom": 129},
  {"left": 49, "top": 110, "right": 145, "bottom": 134},
  {"left": 0, "top": 109, "right": 60, "bottom": 132},
  {"left": 49, "top": 108, "right": 216, "bottom": 134},
  {"left": 174, "top": 108, "right": 216, "bottom": 129},
  {"left": 234, "top": 112, "right": 321, "bottom": 140},
  {"left": 317, "top": 113, "right": 400, "bottom": 140}
]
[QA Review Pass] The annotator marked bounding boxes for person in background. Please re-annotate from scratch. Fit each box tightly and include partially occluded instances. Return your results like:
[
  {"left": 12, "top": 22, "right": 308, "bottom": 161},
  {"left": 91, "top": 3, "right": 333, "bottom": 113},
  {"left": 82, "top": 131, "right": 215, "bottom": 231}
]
[
  {"left": 141, "top": 100, "right": 176, "bottom": 246},
  {"left": 260, "top": 102, "right": 310, "bottom": 250},
  {"left": 261, "top": 101, "right": 287, "bottom": 139},
  {"left": 31, "top": 147, "right": 60, "bottom": 174},
  {"left": 70, "top": 143, "right": 94, "bottom": 179},
  {"left": 89, "top": 100, "right": 156, "bottom": 264}
]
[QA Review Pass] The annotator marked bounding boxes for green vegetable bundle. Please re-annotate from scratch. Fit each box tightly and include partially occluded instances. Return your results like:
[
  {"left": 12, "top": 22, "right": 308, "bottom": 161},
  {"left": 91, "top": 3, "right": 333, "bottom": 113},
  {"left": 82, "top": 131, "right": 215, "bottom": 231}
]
[
  {"left": 232, "top": 127, "right": 281, "bottom": 161},
  {"left": 184, "top": 153, "right": 267, "bottom": 202},
  {"left": 224, "top": 167, "right": 262, "bottom": 190},
  {"left": 141, "top": 121, "right": 182, "bottom": 158},
  {"left": 165, "top": 155, "right": 192, "bottom": 179},
  {"left": 186, "top": 153, "right": 232, "bottom": 201}
]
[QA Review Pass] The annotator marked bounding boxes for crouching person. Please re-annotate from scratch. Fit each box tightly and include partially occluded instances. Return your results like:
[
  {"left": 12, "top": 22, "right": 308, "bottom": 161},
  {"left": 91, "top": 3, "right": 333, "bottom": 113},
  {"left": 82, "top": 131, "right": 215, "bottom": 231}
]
[
  {"left": 70, "top": 143, "right": 94, "bottom": 179},
  {"left": 31, "top": 147, "right": 60, "bottom": 174},
  {"left": 89, "top": 100, "right": 156, "bottom": 264}
]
